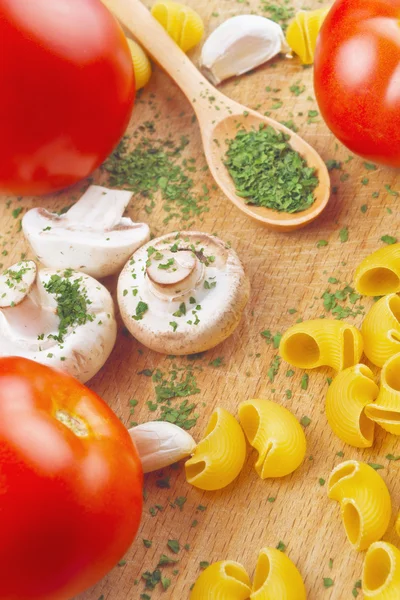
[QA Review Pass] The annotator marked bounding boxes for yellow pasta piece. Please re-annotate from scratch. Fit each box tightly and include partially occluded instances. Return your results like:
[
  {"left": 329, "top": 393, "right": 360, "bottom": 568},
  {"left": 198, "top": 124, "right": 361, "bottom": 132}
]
[
  {"left": 362, "top": 294, "right": 400, "bottom": 367},
  {"left": 328, "top": 460, "right": 391, "bottom": 551},
  {"left": 365, "top": 353, "right": 400, "bottom": 435},
  {"left": 185, "top": 407, "right": 246, "bottom": 491},
  {"left": 286, "top": 7, "right": 330, "bottom": 65},
  {"left": 325, "top": 364, "right": 378, "bottom": 448},
  {"left": 362, "top": 542, "right": 400, "bottom": 599},
  {"left": 279, "top": 319, "right": 363, "bottom": 371},
  {"left": 151, "top": 1, "right": 204, "bottom": 52},
  {"left": 189, "top": 560, "right": 251, "bottom": 600},
  {"left": 355, "top": 244, "right": 400, "bottom": 296},
  {"left": 238, "top": 399, "right": 306, "bottom": 478},
  {"left": 127, "top": 39, "right": 152, "bottom": 90},
  {"left": 250, "top": 547, "right": 306, "bottom": 600}
]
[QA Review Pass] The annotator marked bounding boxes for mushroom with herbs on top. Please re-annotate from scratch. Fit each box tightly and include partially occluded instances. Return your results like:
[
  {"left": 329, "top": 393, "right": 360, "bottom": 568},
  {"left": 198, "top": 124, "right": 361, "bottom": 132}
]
[
  {"left": 22, "top": 185, "right": 150, "bottom": 279},
  {"left": 0, "top": 260, "right": 116, "bottom": 382},
  {"left": 117, "top": 231, "right": 250, "bottom": 355}
]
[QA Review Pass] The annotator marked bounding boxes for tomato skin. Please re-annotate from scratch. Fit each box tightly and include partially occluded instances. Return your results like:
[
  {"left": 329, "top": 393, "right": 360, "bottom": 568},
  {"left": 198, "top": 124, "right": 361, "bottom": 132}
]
[
  {"left": 0, "top": 0, "right": 135, "bottom": 195},
  {"left": 0, "top": 357, "right": 143, "bottom": 600},
  {"left": 314, "top": 0, "right": 400, "bottom": 166}
]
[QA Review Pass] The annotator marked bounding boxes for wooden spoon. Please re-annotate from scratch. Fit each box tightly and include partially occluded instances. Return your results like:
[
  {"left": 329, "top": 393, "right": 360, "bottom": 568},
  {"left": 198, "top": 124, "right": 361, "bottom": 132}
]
[{"left": 101, "top": 0, "right": 330, "bottom": 232}]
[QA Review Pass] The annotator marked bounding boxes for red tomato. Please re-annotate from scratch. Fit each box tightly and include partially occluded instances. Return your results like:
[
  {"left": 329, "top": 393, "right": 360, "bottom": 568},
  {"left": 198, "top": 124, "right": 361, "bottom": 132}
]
[
  {"left": 0, "top": 0, "right": 135, "bottom": 195},
  {"left": 0, "top": 357, "right": 143, "bottom": 600},
  {"left": 314, "top": 0, "right": 400, "bottom": 166}
]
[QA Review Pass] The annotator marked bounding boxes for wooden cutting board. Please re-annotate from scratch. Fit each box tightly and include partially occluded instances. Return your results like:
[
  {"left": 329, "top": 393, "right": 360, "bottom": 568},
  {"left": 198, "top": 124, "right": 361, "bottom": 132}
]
[{"left": 2, "top": 1, "right": 400, "bottom": 598}]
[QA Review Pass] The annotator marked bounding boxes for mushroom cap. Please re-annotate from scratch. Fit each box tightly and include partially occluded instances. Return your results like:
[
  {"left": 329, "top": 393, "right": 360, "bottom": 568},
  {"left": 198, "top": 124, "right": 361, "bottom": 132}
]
[
  {"left": 117, "top": 231, "right": 250, "bottom": 355},
  {"left": 0, "top": 261, "right": 117, "bottom": 382},
  {"left": 22, "top": 185, "right": 150, "bottom": 279}
]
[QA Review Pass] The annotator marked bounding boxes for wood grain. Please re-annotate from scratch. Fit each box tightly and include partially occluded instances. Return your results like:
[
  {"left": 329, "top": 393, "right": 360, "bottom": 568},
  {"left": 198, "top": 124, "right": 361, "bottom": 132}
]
[{"left": 2, "top": 0, "right": 400, "bottom": 598}]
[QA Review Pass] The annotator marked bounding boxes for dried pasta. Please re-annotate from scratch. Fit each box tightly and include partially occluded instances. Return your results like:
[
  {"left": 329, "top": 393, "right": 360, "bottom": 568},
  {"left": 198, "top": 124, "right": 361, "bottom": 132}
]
[
  {"left": 250, "top": 547, "right": 306, "bottom": 600},
  {"left": 362, "top": 294, "right": 400, "bottom": 367},
  {"left": 286, "top": 7, "right": 330, "bottom": 65},
  {"left": 325, "top": 364, "right": 378, "bottom": 448},
  {"left": 279, "top": 319, "right": 363, "bottom": 371},
  {"left": 328, "top": 460, "right": 391, "bottom": 551},
  {"left": 238, "top": 399, "right": 306, "bottom": 478},
  {"left": 355, "top": 244, "right": 400, "bottom": 296},
  {"left": 189, "top": 560, "right": 251, "bottom": 600},
  {"left": 151, "top": 1, "right": 204, "bottom": 52},
  {"left": 362, "top": 542, "right": 400, "bottom": 599},
  {"left": 365, "top": 353, "right": 400, "bottom": 435},
  {"left": 185, "top": 408, "right": 246, "bottom": 491},
  {"left": 127, "top": 39, "right": 152, "bottom": 90}
]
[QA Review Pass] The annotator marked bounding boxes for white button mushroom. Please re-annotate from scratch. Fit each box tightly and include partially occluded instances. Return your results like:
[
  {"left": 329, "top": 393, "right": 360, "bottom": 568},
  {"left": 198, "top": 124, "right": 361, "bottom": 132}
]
[
  {"left": 0, "top": 260, "right": 117, "bottom": 382},
  {"left": 117, "top": 231, "right": 250, "bottom": 355},
  {"left": 22, "top": 185, "right": 150, "bottom": 279},
  {"left": 200, "top": 15, "right": 289, "bottom": 85}
]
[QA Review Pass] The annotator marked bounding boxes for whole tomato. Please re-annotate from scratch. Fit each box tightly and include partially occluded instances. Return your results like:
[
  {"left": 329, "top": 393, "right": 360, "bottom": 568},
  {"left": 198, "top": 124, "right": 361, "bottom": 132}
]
[
  {"left": 314, "top": 0, "right": 400, "bottom": 166},
  {"left": 0, "top": 0, "right": 135, "bottom": 195},
  {"left": 0, "top": 357, "right": 143, "bottom": 600}
]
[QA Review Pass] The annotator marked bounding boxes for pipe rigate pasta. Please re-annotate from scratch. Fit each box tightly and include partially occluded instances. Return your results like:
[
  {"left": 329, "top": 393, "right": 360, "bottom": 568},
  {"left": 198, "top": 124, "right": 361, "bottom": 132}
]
[
  {"left": 238, "top": 399, "right": 306, "bottom": 478},
  {"left": 250, "top": 547, "right": 306, "bottom": 600},
  {"left": 355, "top": 244, "right": 400, "bottom": 296},
  {"left": 325, "top": 364, "right": 378, "bottom": 448},
  {"left": 327, "top": 461, "right": 391, "bottom": 551},
  {"left": 365, "top": 353, "right": 400, "bottom": 435},
  {"left": 185, "top": 408, "right": 246, "bottom": 491},
  {"left": 151, "top": 1, "right": 204, "bottom": 53},
  {"left": 362, "top": 542, "right": 400, "bottom": 599},
  {"left": 362, "top": 294, "right": 400, "bottom": 367},
  {"left": 279, "top": 319, "right": 363, "bottom": 371},
  {"left": 189, "top": 560, "right": 251, "bottom": 599}
]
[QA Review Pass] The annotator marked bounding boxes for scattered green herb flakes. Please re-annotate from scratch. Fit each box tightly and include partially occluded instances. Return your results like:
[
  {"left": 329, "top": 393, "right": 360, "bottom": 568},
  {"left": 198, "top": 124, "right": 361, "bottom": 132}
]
[
  {"left": 197, "top": 504, "right": 207, "bottom": 511},
  {"left": 285, "top": 389, "right": 292, "bottom": 399},
  {"left": 167, "top": 540, "right": 180, "bottom": 554},
  {"left": 336, "top": 451, "right": 344, "bottom": 457},
  {"left": 290, "top": 82, "right": 305, "bottom": 96},
  {"left": 43, "top": 270, "right": 94, "bottom": 344},
  {"left": 361, "top": 204, "right": 368, "bottom": 213},
  {"left": 199, "top": 561, "right": 210, "bottom": 570},
  {"left": 385, "top": 184, "right": 399, "bottom": 197},
  {"left": 259, "top": 0, "right": 295, "bottom": 30},
  {"left": 286, "top": 369, "right": 295, "bottom": 377},
  {"left": 328, "top": 558, "right": 333, "bottom": 569},
  {"left": 174, "top": 496, "right": 187, "bottom": 511},
  {"left": 352, "top": 580, "right": 362, "bottom": 597},
  {"left": 268, "top": 355, "right": 281, "bottom": 383},
  {"left": 158, "top": 554, "right": 178, "bottom": 567},
  {"left": 368, "top": 463, "right": 384, "bottom": 471},
  {"left": 325, "top": 159, "right": 342, "bottom": 171},
  {"left": 386, "top": 454, "right": 400, "bottom": 461},
  {"left": 261, "top": 330, "right": 282, "bottom": 348},
  {"left": 156, "top": 475, "right": 171, "bottom": 489},
  {"left": 339, "top": 228, "right": 349, "bottom": 243},
  {"left": 143, "top": 539, "right": 152, "bottom": 548},
  {"left": 268, "top": 496, "right": 276, "bottom": 502},
  {"left": 317, "top": 240, "right": 328, "bottom": 248},
  {"left": 300, "top": 416, "right": 311, "bottom": 427},
  {"left": 276, "top": 541, "right": 286, "bottom": 552},
  {"left": 301, "top": 374, "right": 309, "bottom": 390},
  {"left": 225, "top": 125, "right": 318, "bottom": 213},
  {"left": 209, "top": 357, "right": 224, "bottom": 367},
  {"left": 319, "top": 478, "right": 326, "bottom": 486},
  {"left": 321, "top": 279, "right": 364, "bottom": 320},
  {"left": 12, "top": 207, "right": 23, "bottom": 219},
  {"left": 105, "top": 134, "right": 209, "bottom": 224},
  {"left": 381, "top": 235, "right": 397, "bottom": 245},
  {"left": 363, "top": 162, "right": 377, "bottom": 171},
  {"left": 133, "top": 301, "right": 148, "bottom": 321},
  {"left": 323, "top": 577, "right": 334, "bottom": 588}
]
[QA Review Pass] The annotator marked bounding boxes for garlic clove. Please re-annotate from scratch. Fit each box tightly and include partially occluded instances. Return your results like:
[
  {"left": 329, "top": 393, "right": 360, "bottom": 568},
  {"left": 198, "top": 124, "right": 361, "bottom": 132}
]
[
  {"left": 200, "top": 15, "right": 289, "bottom": 85},
  {"left": 129, "top": 421, "right": 196, "bottom": 473}
]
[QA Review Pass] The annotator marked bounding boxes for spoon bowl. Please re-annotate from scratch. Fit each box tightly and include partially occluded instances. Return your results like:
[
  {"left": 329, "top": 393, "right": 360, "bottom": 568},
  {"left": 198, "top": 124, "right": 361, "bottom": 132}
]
[{"left": 101, "top": 0, "right": 330, "bottom": 231}]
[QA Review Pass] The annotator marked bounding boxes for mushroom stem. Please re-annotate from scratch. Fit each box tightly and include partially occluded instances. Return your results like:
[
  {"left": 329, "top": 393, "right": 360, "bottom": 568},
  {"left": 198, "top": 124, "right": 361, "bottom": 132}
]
[{"left": 65, "top": 185, "right": 133, "bottom": 230}]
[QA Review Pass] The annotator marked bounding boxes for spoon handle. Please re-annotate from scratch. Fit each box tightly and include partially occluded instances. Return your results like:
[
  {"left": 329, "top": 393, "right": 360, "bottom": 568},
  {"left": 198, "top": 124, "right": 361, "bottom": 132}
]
[{"left": 101, "top": 0, "right": 233, "bottom": 120}]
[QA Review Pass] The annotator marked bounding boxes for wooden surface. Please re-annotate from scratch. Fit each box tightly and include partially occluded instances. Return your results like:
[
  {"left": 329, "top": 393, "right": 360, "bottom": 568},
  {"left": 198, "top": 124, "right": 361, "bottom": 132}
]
[{"left": 3, "top": 0, "right": 400, "bottom": 598}]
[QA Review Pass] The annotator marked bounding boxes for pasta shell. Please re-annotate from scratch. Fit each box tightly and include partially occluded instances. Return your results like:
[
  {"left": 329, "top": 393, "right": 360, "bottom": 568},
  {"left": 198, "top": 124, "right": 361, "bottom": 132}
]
[
  {"left": 325, "top": 364, "right": 378, "bottom": 448},
  {"left": 127, "top": 39, "right": 152, "bottom": 90},
  {"left": 185, "top": 407, "right": 246, "bottom": 490},
  {"left": 366, "top": 353, "right": 400, "bottom": 435},
  {"left": 239, "top": 399, "right": 306, "bottom": 478},
  {"left": 279, "top": 319, "right": 363, "bottom": 371},
  {"left": 355, "top": 244, "right": 400, "bottom": 296},
  {"left": 286, "top": 7, "right": 330, "bottom": 65},
  {"left": 250, "top": 547, "right": 306, "bottom": 600},
  {"left": 362, "top": 542, "right": 400, "bottom": 599},
  {"left": 328, "top": 461, "right": 391, "bottom": 551},
  {"left": 151, "top": 1, "right": 204, "bottom": 52},
  {"left": 189, "top": 560, "right": 251, "bottom": 600},
  {"left": 362, "top": 294, "right": 400, "bottom": 368}
]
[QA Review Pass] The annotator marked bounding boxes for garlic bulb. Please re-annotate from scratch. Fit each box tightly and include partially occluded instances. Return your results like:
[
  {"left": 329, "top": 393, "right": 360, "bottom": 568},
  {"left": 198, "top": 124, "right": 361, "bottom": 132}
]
[{"left": 200, "top": 15, "right": 289, "bottom": 85}]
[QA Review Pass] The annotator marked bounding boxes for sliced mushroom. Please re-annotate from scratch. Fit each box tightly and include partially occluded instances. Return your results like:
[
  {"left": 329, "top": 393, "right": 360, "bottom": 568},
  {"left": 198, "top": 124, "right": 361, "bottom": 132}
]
[
  {"left": 0, "top": 260, "right": 117, "bottom": 382},
  {"left": 117, "top": 231, "right": 250, "bottom": 354},
  {"left": 22, "top": 185, "right": 150, "bottom": 279}
]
